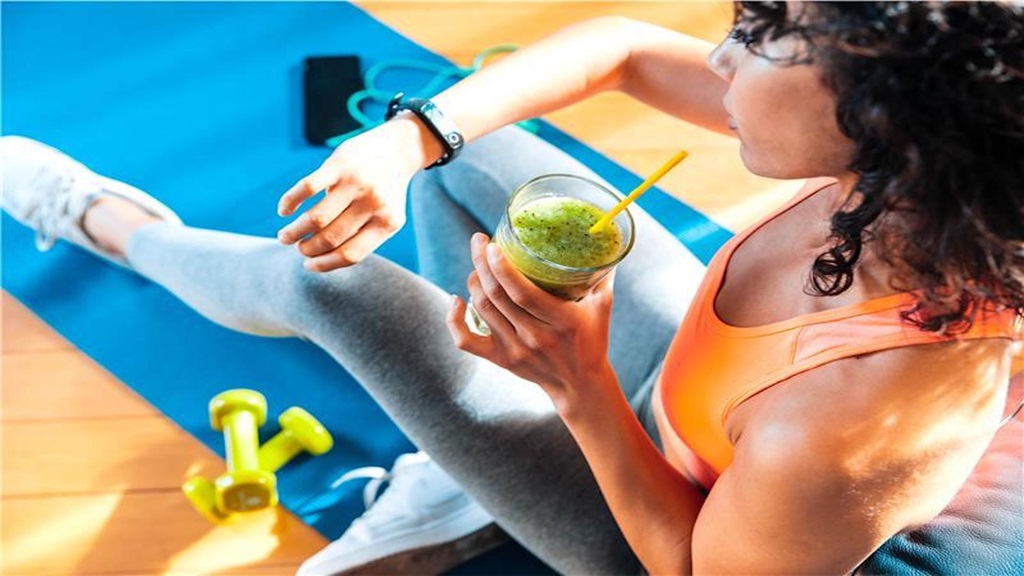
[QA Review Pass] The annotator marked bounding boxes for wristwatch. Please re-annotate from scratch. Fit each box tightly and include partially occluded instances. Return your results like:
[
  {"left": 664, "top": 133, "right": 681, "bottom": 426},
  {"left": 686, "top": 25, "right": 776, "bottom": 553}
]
[{"left": 385, "top": 92, "right": 465, "bottom": 169}]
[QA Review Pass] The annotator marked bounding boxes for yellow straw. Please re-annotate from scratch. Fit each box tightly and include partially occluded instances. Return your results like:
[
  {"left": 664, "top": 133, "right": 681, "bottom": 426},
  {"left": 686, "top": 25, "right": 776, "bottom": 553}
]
[{"left": 589, "top": 149, "right": 690, "bottom": 234}]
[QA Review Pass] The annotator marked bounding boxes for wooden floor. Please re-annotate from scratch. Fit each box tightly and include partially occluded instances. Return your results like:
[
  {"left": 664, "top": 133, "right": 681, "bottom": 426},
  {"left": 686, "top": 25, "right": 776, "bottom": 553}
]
[{"left": 2, "top": 2, "right": 794, "bottom": 574}]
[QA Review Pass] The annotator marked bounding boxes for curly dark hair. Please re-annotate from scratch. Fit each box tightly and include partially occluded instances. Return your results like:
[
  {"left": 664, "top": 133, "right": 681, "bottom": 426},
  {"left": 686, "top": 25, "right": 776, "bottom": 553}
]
[{"left": 731, "top": 1, "right": 1024, "bottom": 333}]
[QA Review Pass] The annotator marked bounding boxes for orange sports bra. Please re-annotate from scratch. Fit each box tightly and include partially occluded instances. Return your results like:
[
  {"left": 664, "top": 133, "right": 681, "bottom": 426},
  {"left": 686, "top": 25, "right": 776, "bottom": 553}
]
[{"left": 653, "top": 178, "right": 1022, "bottom": 490}]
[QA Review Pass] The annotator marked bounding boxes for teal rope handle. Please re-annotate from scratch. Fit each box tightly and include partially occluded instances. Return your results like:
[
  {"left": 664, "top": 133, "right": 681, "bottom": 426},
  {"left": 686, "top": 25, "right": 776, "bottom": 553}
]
[{"left": 324, "top": 45, "right": 540, "bottom": 148}]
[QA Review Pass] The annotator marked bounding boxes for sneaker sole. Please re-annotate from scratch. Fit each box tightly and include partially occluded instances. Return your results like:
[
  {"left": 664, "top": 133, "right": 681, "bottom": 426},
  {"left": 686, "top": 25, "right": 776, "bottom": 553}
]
[{"left": 330, "top": 523, "right": 510, "bottom": 576}]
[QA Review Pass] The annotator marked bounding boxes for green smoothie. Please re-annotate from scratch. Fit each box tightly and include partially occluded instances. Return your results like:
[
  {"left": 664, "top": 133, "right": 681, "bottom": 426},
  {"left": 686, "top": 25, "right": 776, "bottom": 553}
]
[
  {"left": 497, "top": 196, "right": 624, "bottom": 300},
  {"left": 512, "top": 197, "right": 623, "bottom": 267}
]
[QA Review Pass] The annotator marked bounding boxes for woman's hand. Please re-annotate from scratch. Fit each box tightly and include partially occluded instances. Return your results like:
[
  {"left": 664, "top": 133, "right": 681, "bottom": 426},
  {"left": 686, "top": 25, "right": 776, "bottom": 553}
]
[
  {"left": 276, "top": 117, "right": 441, "bottom": 272},
  {"left": 446, "top": 232, "right": 618, "bottom": 412}
]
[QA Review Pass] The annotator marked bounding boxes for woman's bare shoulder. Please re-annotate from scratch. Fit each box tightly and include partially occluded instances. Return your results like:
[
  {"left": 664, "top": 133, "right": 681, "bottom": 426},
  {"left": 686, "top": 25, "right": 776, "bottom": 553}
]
[
  {"left": 695, "top": 339, "right": 1010, "bottom": 574},
  {"left": 738, "top": 337, "right": 1011, "bottom": 523}
]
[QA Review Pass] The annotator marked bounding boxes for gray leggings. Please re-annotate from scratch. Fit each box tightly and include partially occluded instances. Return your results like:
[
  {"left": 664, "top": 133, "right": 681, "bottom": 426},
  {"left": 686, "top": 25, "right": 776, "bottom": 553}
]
[{"left": 125, "top": 126, "right": 706, "bottom": 574}]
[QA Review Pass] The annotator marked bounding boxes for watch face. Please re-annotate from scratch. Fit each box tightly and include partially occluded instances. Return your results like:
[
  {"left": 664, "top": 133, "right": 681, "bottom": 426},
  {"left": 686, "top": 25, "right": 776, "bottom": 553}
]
[{"left": 420, "top": 101, "right": 443, "bottom": 125}]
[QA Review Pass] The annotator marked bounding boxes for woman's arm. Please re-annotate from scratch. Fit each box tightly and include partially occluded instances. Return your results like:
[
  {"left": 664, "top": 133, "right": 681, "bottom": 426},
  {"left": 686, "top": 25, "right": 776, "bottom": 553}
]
[
  {"left": 445, "top": 236, "right": 705, "bottom": 571},
  {"left": 558, "top": 369, "right": 705, "bottom": 574},
  {"left": 621, "top": 19, "right": 733, "bottom": 136},
  {"left": 433, "top": 16, "right": 731, "bottom": 142},
  {"left": 277, "top": 17, "right": 729, "bottom": 271}
]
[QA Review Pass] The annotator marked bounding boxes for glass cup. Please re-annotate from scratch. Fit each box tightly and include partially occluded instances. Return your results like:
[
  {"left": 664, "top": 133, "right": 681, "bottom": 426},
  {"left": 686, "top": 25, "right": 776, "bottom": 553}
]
[{"left": 467, "top": 174, "right": 636, "bottom": 334}]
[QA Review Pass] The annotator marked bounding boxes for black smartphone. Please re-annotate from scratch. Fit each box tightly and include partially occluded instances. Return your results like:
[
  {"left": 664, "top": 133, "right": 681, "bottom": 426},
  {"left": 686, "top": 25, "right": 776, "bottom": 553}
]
[{"left": 303, "top": 55, "right": 364, "bottom": 146}]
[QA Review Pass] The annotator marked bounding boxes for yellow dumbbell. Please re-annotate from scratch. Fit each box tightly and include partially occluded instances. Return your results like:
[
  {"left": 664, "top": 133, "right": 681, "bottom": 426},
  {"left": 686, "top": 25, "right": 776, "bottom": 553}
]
[
  {"left": 257, "top": 407, "right": 334, "bottom": 472},
  {"left": 209, "top": 389, "right": 278, "bottom": 513},
  {"left": 182, "top": 394, "right": 332, "bottom": 523},
  {"left": 183, "top": 390, "right": 278, "bottom": 521}
]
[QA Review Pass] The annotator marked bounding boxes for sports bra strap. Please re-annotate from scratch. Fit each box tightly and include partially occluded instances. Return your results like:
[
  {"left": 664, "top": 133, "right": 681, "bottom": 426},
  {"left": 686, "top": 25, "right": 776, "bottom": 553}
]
[{"left": 721, "top": 308, "right": 1022, "bottom": 427}]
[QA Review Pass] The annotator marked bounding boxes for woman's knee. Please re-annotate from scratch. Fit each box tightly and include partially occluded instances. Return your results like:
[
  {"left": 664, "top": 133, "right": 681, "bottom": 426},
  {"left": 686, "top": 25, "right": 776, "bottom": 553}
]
[{"left": 271, "top": 248, "right": 366, "bottom": 329}]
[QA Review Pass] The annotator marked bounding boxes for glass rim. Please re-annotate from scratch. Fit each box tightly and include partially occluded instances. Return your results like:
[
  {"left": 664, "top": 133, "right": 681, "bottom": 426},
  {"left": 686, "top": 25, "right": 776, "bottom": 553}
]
[{"left": 503, "top": 173, "right": 637, "bottom": 274}]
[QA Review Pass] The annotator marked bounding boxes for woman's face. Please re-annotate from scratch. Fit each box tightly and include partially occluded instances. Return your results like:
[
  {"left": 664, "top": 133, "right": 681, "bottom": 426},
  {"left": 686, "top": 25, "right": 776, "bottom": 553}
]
[{"left": 707, "top": 10, "right": 857, "bottom": 181}]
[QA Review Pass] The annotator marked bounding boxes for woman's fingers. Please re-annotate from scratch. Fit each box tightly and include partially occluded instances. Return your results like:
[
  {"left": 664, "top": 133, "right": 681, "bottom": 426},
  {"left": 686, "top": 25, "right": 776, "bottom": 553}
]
[
  {"left": 466, "top": 270, "right": 518, "bottom": 340},
  {"left": 277, "top": 185, "right": 357, "bottom": 245},
  {"left": 302, "top": 218, "right": 398, "bottom": 271},
  {"left": 296, "top": 196, "right": 375, "bottom": 258},
  {"left": 470, "top": 234, "right": 548, "bottom": 327},
  {"left": 446, "top": 295, "right": 494, "bottom": 358},
  {"left": 483, "top": 241, "right": 565, "bottom": 323},
  {"left": 278, "top": 166, "right": 339, "bottom": 217}
]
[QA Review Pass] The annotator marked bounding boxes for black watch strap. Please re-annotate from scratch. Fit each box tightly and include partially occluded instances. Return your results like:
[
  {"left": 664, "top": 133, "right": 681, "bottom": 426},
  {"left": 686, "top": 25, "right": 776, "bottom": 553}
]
[{"left": 385, "top": 93, "right": 465, "bottom": 169}]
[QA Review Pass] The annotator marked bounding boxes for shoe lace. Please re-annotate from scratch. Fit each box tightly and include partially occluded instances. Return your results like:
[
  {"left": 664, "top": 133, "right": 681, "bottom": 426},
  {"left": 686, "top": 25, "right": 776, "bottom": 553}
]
[
  {"left": 32, "top": 168, "right": 95, "bottom": 252},
  {"left": 330, "top": 452, "right": 431, "bottom": 527}
]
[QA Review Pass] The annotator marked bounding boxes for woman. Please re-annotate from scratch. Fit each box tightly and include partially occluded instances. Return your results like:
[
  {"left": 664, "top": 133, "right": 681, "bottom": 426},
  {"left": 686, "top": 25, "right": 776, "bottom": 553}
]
[{"left": 4, "top": 1, "right": 1022, "bottom": 574}]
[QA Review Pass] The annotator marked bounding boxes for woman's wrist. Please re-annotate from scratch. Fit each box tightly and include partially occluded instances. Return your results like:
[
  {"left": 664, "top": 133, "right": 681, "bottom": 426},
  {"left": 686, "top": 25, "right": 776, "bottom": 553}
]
[
  {"left": 383, "top": 113, "right": 447, "bottom": 171},
  {"left": 554, "top": 362, "right": 622, "bottom": 423}
]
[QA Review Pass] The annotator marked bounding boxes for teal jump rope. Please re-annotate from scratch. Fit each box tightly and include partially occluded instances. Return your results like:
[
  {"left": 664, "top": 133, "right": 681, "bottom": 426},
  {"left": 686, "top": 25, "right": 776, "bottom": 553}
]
[{"left": 325, "top": 45, "right": 541, "bottom": 148}]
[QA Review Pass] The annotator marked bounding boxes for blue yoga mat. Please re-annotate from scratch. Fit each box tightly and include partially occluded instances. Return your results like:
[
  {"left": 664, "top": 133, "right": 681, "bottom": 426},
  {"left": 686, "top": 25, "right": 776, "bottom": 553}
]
[{"left": 2, "top": 2, "right": 730, "bottom": 573}]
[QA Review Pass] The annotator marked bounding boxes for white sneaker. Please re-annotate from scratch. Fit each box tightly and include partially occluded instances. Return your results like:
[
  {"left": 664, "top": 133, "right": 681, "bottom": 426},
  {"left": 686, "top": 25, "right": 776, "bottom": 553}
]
[
  {"left": 298, "top": 451, "right": 507, "bottom": 576},
  {"left": 0, "top": 135, "right": 182, "bottom": 269}
]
